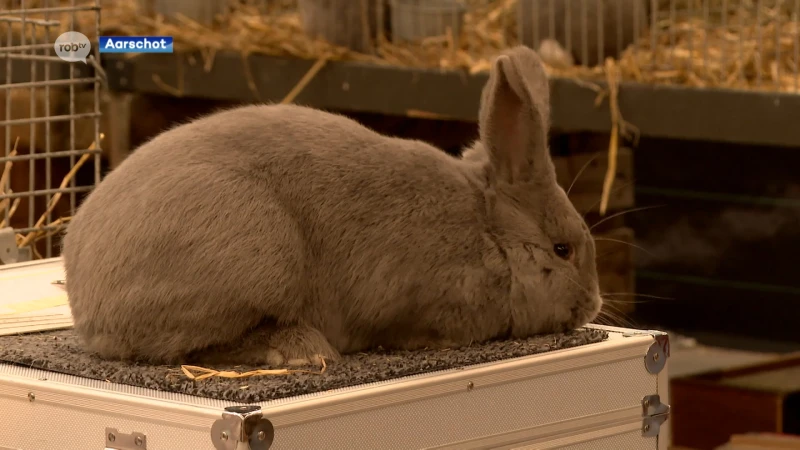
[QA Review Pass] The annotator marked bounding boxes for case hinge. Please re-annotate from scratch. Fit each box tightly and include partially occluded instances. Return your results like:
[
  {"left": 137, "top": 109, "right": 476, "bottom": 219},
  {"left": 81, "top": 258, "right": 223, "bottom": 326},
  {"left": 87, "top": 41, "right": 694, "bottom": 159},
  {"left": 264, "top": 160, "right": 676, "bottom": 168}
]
[
  {"left": 104, "top": 427, "right": 147, "bottom": 450},
  {"left": 211, "top": 405, "right": 275, "bottom": 450},
  {"left": 641, "top": 394, "right": 670, "bottom": 438}
]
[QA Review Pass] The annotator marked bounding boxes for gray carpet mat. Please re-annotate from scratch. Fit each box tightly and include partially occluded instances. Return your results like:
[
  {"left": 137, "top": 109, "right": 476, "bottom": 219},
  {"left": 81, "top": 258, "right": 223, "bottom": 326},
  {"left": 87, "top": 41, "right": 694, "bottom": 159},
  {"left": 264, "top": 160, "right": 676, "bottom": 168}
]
[{"left": 0, "top": 328, "right": 608, "bottom": 403}]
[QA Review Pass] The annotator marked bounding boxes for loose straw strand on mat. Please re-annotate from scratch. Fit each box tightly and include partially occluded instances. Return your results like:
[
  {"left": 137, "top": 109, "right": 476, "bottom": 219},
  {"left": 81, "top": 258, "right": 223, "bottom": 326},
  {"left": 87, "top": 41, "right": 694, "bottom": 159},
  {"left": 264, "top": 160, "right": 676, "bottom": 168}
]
[
  {"left": 19, "top": 134, "right": 104, "bottom": 248},
  {"left": 181, "top": 357, "right": 327, "bottom": 381},
  {"left": 599, "top": 58, "right": 621, "bottom": 217}
]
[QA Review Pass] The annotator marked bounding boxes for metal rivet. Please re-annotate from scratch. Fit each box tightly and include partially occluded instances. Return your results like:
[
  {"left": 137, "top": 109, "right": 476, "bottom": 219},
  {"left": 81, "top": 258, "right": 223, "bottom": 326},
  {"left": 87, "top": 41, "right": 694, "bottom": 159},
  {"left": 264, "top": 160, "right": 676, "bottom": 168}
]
[
  {"left": 643, "top": 424, "right": 650, "bottom": 432},
  {"left": 258, "top": 431, "right": 266, "bottom": 441},
  {"left": 643, "top": 399, "right": 650, "bottom": 408},
  {"left": 27, "top": 392, "right": 35, "bottom": 402},
  {"left": 467, "top": 381, "right": 474, "bottom": 391},
  {"left": 135, "top": 436, "right": 143, "bottom": 446},
  {"left": 108, "top": 433, "right": 116, "bottom": 442},
  {"left": 653, "top": 352, "right": 660, "bottom": 361},
  {"left": 220, "top": 431, "right": 228, "bottom": 441}
]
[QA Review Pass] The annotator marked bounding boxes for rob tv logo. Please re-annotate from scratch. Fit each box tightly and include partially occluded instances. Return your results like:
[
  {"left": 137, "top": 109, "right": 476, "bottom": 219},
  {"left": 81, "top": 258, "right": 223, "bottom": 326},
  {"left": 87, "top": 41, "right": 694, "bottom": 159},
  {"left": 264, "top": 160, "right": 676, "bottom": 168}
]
[
  {"left": 54, "top": 32, "right": 174, "bottom": 63},
  {"left": 54, "top": 31, "right": 91, "bottom": 63}
]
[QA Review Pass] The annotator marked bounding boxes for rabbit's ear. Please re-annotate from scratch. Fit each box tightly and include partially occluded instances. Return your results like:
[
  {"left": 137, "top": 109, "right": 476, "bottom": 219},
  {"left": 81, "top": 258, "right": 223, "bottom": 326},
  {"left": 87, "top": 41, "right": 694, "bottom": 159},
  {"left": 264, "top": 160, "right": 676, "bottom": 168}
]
[{"left": 478, "top": 46, "right": 552, "bottom": 184}]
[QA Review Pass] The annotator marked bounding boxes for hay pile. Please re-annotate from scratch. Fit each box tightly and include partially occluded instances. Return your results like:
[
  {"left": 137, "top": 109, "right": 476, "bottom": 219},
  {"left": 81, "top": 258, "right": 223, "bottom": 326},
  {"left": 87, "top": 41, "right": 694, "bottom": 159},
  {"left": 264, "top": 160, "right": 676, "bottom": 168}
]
[
  {"left": 101, "top": 0, "right": 518, "bottom": 73},
  {"left": 99, "top": 0, "right": 799, "bottom": 93},
  {"left": 594, "top": 1, "right": 800, "bottom": 91},
  {"left": 0, "top": 0, "right": 100, "bottom": 40}
]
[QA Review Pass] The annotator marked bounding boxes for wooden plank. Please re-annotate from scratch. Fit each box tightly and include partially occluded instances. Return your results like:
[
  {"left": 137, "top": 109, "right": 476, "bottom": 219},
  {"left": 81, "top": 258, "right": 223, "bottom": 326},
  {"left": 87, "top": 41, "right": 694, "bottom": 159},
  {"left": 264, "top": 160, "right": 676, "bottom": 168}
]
[
  {"left": 105, "top": 92, "right": 132, "bottom": 169},
  {"left": 671, "top": 376, "right": 784, "bottom": 450},
  {"left": 634, "top": 273, "right": 800, "bottom": 344},
  {"left": 629, "top": 195, "right": 800, "bottom": 288},
  {"left": 671, "top": 354, "right": 800, "bottom": 449},
  {"left": 594, "top": 226, "right": 636, "bottom": 315},
  {"left": 102, "top": 51, "right": 800, "bottom": 148},
  {"left": 633, "top": 136, "right": 800, "bottom": 199},
  {"left": 554, "top": 147, "right": 635, "bottom": 214}
]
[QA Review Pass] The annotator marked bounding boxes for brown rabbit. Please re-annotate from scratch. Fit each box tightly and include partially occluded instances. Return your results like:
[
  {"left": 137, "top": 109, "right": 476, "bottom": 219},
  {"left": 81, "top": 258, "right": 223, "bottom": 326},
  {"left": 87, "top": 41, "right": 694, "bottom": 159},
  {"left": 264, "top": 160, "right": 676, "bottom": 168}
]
[{"left": 61, "top": 46, "right": 602, "bottom": 367}]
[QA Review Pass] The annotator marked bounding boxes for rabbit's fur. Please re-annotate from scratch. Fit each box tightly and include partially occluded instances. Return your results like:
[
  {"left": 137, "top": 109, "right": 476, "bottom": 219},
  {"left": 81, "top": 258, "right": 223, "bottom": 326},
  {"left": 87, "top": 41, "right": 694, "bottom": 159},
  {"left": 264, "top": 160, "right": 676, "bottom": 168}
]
[{"left": 62, "top": 46, "right": 602, "bottom": 366}]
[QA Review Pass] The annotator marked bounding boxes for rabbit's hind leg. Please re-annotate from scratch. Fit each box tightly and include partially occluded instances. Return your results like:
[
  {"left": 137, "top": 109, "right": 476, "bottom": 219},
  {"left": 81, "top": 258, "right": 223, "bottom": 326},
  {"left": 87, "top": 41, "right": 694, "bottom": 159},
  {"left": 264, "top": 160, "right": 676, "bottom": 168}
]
[
  {"left": 265, "top": 324, "right": 340, "bottom": 367},
  {"left": 188, "top": 321, "right": 340, "bottom": 367}
]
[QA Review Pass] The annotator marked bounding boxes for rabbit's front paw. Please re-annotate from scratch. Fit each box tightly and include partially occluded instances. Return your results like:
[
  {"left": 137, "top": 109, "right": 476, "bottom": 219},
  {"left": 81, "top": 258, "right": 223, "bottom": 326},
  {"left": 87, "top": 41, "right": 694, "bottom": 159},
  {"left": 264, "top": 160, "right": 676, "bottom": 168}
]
[{"left": 266, "top": 325, "right": 340, "bottom": 367}]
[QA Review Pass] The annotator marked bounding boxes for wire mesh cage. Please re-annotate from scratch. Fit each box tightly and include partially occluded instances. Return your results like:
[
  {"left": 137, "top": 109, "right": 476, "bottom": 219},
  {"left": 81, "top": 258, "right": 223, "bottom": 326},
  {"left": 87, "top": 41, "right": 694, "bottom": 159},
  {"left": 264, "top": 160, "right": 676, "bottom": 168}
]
[
  {"left": 0, "top": 0, "right": 103, "bottom": 264},
  {"left": 518, "top": 0, "right": 800, "bottom": 92}
]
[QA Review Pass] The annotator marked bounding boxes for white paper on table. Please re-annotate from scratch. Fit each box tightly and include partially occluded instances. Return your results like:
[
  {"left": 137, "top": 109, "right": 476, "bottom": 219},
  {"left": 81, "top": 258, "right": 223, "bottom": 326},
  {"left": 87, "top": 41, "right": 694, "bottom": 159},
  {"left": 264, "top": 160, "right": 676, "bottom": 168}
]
[{"left": 0, "top": 259, "right": 74, "bottom": 336}]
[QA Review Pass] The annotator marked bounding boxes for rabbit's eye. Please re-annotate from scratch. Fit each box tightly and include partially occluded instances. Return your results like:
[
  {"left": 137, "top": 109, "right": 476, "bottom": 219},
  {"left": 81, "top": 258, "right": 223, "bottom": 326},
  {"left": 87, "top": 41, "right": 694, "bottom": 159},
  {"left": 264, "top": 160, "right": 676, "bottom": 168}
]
[{"left": 553, "top": 243, "right": 572, "bottom": 259}]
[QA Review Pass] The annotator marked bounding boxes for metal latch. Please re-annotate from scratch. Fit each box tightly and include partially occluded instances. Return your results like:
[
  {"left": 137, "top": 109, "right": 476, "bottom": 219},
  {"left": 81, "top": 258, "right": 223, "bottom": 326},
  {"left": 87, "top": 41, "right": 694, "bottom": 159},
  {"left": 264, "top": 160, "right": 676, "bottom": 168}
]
[
  {"left": 211, "top": 405, "right": 275, "bottom": 450},
  {"left": 641, "top": 395, "right": 670, "bottom": 437},
  {"left": 105, "top": 427, "right": 147, "bottom": 450}
]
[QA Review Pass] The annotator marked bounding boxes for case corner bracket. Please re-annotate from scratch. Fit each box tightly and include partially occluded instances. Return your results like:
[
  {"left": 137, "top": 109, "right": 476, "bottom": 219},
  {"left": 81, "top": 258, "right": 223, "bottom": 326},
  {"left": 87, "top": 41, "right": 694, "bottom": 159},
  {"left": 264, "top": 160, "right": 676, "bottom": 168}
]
[
  {"left": 211, "top": 405, "right": 275, "bottom": 450},
  {"left": 644, "top": 332, "right": 670, "bottom": 374}
]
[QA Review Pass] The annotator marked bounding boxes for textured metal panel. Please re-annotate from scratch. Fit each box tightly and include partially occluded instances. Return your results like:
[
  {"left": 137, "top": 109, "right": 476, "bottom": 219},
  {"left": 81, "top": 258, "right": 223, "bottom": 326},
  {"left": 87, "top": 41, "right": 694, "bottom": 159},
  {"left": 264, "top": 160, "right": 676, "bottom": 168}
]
[
  {"left": 549, "top": 430, "right": 652, "bottom": 450},
  {"left": 1, "top": 395, "right": 210, "bottom": 450},
  {"left": 269, "top": 357, "right": 655, "bottom": 450}
]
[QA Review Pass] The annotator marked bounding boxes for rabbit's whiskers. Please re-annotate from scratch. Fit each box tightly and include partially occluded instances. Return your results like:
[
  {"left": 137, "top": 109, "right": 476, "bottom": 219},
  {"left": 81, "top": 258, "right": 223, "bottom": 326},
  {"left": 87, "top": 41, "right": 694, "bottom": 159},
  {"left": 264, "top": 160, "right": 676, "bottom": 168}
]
[
  {"left": 564, "top": 275, "right": 592, "bottom": 297},
  {"left": 592, "top": 236, "right": 656, "bottom": 257},
  {"left": 566, "top": 154, "right": 599, "bottom": 196},
  {"left": 602, "top": 292, "right": 676, "bottom": 302},
  {"left": 595, "top": 249, "right": 630, "bottom": 261},
  {"left": 595, "top": 303, "right": 638, "bottom": 328},
  {"left": 581, "top": 180, "right": 635, "bottom": 218},
  {"left": 589, "top": 204, "right": 665, "bottom": 231}
]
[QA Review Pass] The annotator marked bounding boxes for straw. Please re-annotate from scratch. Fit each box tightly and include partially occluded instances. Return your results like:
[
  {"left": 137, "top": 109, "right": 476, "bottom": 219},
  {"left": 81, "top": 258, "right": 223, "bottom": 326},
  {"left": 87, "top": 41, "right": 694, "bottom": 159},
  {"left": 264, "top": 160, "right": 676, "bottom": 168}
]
[
  {"left": 181, "top": 356, "right": 328, "bottom": 381},
  {"left": 280, "top": 56, "right": 330, "bottom": 104},
  {"left": 97, "top": 1, "right": 799, "bottom": 93},
  {"left": 599, "top": 58, "right": 621, "bottom": 216},
  {"left": 18, "top": 134, "right": 103, "bottom": 249},
  {"left": 0, "top": 137, "right": 20, "bottom": 217},
  {"left": 0, "top": 198, "right": 20, "bottom": 229}
]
